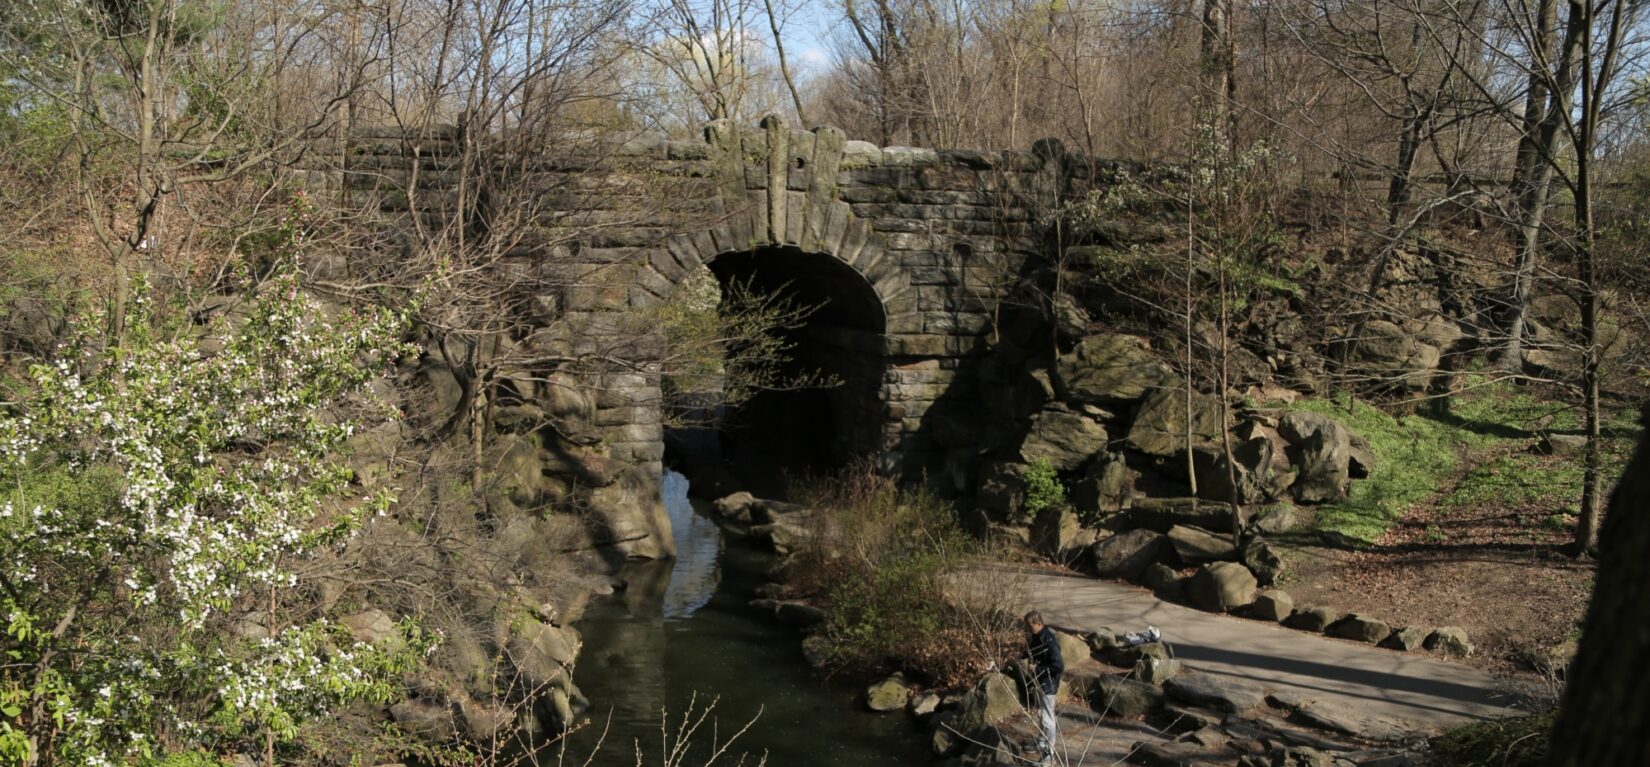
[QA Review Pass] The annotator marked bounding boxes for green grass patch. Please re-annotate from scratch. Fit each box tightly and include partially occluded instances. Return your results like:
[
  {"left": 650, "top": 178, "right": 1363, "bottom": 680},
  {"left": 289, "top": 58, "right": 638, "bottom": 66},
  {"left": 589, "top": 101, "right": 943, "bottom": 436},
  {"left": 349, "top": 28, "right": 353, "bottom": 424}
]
[
  {"left": 1288, "top": 395, "right": 1488, "bottom": 542},
  {"left": 1431, "top": 711, "right": 1552, "bottom": 767},
  {"left": 1438, "top": 395, "right": 1637, "bottom": 519},
  {"left": 1435, "top": 379, "right": 1582, "bottom": 434},
  {"left": 1290, "top": 385, "right": 1642, "bottom": 542},
  {"left": 1441, "top": 453, "right": 1584, "bottom": 515}
]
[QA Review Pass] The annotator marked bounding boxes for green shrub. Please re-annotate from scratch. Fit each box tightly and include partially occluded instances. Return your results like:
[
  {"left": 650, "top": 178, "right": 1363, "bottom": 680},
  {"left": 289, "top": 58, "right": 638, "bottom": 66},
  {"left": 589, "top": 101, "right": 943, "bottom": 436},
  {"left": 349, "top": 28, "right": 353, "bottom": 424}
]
[
  {"left": 787, "top": 465, "right": 1012, "bottom": 686},
  {"left": 1021, "top": 458, "right": 1066, "bottom": 521}
]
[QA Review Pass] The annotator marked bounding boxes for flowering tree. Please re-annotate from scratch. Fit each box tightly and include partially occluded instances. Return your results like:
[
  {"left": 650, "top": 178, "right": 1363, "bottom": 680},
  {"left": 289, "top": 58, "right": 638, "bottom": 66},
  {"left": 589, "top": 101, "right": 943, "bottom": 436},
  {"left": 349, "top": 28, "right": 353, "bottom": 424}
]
[{"left": 0, "top": 256, "right": 430, "bottom": 766}]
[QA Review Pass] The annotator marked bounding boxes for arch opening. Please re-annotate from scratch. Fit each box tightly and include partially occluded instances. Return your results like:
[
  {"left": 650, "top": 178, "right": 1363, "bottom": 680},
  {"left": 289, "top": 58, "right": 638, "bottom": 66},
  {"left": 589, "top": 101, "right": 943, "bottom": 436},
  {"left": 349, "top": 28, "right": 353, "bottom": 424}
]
[{"left": 663, "top": 246, "right": 887, "bottom": 495}]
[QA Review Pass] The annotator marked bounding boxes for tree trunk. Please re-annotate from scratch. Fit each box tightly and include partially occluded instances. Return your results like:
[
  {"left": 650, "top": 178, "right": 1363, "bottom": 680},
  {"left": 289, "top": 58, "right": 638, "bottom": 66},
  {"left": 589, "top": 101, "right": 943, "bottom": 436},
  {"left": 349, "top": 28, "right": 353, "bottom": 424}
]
[
  {"left": 1384, "top": 17, "right": 1428, "bottom": 227},
  {"left": 1573, "top": 62, "right": 1602, "bottom": 553},
  {"left": 1198, "top": 0, "right": 1235, "bottom": 144},
  {"left": 1548, "top": 405, "right": 1650, "bottom": 764},
  {"left": 1568, "top": 0, "right": 1625, "bottom": 557},
  {"left": 762, "top": 0, "right": 809, "bottom": 126},
  {"left": 1500, "top": 0, "right": 1577, "bottom": 372},
  {"left": 1385, "top": 105, "right": 1424, "bottom": 226}
]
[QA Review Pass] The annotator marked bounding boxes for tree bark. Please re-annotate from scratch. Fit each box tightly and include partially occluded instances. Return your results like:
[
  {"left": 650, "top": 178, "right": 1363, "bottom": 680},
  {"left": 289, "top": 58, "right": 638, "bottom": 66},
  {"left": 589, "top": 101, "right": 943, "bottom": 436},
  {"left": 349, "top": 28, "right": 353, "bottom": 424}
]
[
  {"left": 1569, "top": 0, "right": 1627, "bottom": 556},
  {"left": 1548, "top": 404, "right": 1650, "bottom": 764},
  {"left": 1198, "top": 0, "right": 1235, "bottom": 145},
  {"left": 762, "top": 0, "right": 809, "bottom": 126},
  {"left": 1500, "top": 0, "right": 1577, "bottom": 372}
]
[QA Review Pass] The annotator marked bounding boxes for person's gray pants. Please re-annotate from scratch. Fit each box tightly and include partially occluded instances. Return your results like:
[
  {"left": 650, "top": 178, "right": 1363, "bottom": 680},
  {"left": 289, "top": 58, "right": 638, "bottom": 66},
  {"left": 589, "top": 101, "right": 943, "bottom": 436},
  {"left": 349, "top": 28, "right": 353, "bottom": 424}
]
[{"left": 1037, "top": 687, "right": 1057, "bottom": 755}]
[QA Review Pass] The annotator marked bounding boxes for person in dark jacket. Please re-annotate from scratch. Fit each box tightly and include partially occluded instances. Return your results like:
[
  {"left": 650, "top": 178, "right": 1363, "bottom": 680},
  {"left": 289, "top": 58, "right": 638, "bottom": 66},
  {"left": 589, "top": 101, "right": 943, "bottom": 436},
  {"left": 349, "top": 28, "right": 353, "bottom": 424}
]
[{"left": 1024, "top": 611, "right": 1063, "bottom": 762}]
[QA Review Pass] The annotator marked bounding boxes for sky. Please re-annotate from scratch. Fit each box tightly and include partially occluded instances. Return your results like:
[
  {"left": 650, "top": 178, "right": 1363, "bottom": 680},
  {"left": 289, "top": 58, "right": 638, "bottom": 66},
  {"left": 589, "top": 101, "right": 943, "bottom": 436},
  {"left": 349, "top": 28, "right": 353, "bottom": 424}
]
[{"left": 775, "top": 1, "right": 841, "bottom": 76}]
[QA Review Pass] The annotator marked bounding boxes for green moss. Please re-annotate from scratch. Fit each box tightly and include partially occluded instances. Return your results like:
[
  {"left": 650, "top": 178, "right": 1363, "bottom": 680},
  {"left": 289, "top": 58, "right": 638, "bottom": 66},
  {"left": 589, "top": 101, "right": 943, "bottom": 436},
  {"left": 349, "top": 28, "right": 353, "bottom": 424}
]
[{"left": 1431, "top": 711, "right": 1553, "bottom": 767}]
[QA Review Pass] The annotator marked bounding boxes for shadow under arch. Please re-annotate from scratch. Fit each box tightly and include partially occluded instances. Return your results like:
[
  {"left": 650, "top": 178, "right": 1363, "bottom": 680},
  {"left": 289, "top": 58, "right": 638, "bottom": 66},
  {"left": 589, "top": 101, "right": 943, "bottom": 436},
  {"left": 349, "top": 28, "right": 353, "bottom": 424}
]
[{"left": 666, "top": 245, "right": 889, "bottom": 497}]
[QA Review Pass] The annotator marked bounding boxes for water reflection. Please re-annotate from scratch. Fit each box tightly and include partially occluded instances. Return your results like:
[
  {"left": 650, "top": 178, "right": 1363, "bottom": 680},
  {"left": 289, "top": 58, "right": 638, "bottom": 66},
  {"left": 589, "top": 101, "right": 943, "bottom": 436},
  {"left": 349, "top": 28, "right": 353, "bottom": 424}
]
[
  {"left": 660, "top": 470, "right": 720, "bottom": 620},
  {"left": 563, "top": 471, "right": 928, "bottom": 766}
]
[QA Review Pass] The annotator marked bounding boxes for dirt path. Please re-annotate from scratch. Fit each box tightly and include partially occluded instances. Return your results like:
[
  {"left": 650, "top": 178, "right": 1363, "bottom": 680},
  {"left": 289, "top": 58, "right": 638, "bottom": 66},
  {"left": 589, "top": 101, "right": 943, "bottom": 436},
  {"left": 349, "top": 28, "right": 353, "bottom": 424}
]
[{"left": 1009, "top": 569, "right": 1530, "bottom": 735}]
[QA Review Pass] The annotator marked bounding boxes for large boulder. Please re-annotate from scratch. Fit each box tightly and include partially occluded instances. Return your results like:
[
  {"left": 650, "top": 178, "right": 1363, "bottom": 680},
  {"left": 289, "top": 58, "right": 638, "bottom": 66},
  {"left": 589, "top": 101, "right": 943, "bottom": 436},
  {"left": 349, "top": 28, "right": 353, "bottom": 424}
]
[
  {"left": 1055, "top": 334, "right": 1175, "bottom": 404},
  {"left": 975, "top": 462, "right": 1028, "bottom": 521},
  {"left": 1031, "top": 505, "right": 1082, "bottom": 559},
  {"left": 1283, "top": 606, "right": 1340, "bottom": 633},
  {"left": 1126, "top": 498, "right": 1241, "bottom": 534},
  {"left": 541, "top": 371, "right": 593, "bottom": 421},
  {"left": 507, "top": 617, "right": 581, "bottom": 691},
  {"left": 954, "top": 672, "right": 1023, "bottom": 732},
  {"left": 910, "top": 691, "right": 941, "bottom": 718},
  {"left": 1237, "top": 420, "right": 1303, "bottom": 500},
  {"left": 713, "top": 491, "right": 760, "bottom": 521},
  {"left": 1280, "top": 412, "right": 1375, "bottom": 489},
  {"left": 930, "top": 712, "right": 965, "bottom": 756},
  {"left": 390, "top": 698, "right": 458, "bottom": 741},
  {"left": 588, "top": 467, "right": 676, "bottom": 558},
  {"left": 1142, "top": 563, "right": 1184, "bottom": 602},
  {"left": 1192, "top": 435, "right": 1280, "bottom": 505},
  {"left": 1, "top": 297, "right": 66, "bottom": 357},
  {"left": 1090, "top": 529, "right": 1167, "bottom": 580},
  {"left": 1242, "top": 538, "right": 1284, "bottom": 586},
  {"left": 1349, "top": 319, "right": 1442, "bottom": 389},
  {"left": 1132, "top": 656, "right": 1182, "bottom": 685},
  {"left": 537, "top": 685, "right": 579, "bottom": 735},
  {"left": 1070, "top": 452, "right": 1133, "bottom": 514},
  {"left": 866, "top": 673, "right": 912, "bottom": 712},
  {"left": 1268, "top": 691, "right": 1407, "bottom": 743},
  {"left": 1279, "top": 412, "right": 1357, "bottom": 504},
  {"left": 1328, "top": 614, "right": 1391, "bottom": 644},
  {"left": 1186, "top": 562, "right": 1258, "bottom": 613},
  {"left": 1250, "top": 503, "right": 1306, "bottom": 535},
  {"left": 800, "top": 635, "right": 831, "bottom": 668},
  {"left": 340, "top": 608, "right": 398, "bottom": 644},
  {"left": 1380, "top": 626, "right": 1429, "bottom": 652},
  {"left": 1019, "top": 409, "right": 1109, "bottom": 471},
  {"left": 1102, "top": 640, "right": 1173, "bottom": 669},
  {"left": 1425, "top": 627, "right": 1474, "bottom": 657},
  {"left": 1163, "top": 673, "right": 1266, "bottom": 713},
  {"left": 957, "top": 724, "right": 1027, "bottom": 766},
  {"left": 1054, "top": 629, "right": 1093, "bottom": 667},
  {"left": 457, "top": 695, "right": 516, "bottom": 742},
  {"left": 1168, "top": 525, "right": 1238, "bottom": 564},
  {"left": 1126, "top": 387, "right": 1225, "bottom": 458},
  {"left": 1090, "top": 674, "right": 1166, "bottom": 718},
  {"left": 1249, "top": 590, "right": 1294, "bottom": 623}
]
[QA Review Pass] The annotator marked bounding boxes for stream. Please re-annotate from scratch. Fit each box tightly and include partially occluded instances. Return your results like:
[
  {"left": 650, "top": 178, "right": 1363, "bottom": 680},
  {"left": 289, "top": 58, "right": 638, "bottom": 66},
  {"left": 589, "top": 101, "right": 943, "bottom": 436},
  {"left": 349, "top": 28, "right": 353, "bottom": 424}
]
[{"left": 558, "top": 470, "right": 930, "bottom": 766}]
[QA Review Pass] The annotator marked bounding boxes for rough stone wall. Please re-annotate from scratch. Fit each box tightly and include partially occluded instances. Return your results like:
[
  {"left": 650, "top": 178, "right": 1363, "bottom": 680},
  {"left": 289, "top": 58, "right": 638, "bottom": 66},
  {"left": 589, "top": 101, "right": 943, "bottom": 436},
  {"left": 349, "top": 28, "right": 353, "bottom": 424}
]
[
  {"left": 349, "top": 119, "right": 1072, "bottom": 480},
  {"left": 344, "top": 120, "right": 1104, "bottom": 558}
]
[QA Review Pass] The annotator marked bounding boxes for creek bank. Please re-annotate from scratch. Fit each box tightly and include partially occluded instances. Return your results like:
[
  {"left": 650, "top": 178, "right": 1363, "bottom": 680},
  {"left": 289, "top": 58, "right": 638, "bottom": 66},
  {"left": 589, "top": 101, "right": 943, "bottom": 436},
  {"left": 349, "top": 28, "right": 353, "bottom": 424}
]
[
  {"left": 715, "top": 484, "right": 1465, "bottom": 766},
  {"left": 902, "top": 625, "right": 1432, "bottom": 766}
]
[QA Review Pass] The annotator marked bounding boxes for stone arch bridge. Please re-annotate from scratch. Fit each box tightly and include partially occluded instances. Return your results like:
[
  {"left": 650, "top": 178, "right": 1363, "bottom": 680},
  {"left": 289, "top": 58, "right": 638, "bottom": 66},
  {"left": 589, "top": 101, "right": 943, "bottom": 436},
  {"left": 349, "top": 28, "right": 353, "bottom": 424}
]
[{"left": 349, "top": 119, "right": 1126, "bottom": 551}]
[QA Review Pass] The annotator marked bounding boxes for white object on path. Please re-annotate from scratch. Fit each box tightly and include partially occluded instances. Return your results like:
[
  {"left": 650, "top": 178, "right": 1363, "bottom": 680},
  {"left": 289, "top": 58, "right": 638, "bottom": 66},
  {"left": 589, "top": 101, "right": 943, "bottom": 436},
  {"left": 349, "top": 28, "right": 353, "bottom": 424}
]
[{"left": 1121, "top": 626, "right": 1162, "bottom": 646}]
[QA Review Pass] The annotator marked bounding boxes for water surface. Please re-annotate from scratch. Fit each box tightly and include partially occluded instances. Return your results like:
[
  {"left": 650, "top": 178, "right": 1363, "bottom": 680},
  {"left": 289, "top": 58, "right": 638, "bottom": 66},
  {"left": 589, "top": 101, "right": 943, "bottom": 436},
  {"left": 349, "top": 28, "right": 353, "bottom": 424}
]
[{"left": 561, "top": 471, "right": 929, "bottom": 766}]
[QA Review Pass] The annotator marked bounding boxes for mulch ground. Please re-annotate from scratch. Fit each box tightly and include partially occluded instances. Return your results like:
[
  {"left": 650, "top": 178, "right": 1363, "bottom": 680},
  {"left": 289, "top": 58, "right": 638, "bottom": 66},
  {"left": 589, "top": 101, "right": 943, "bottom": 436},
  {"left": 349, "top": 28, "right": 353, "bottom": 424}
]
[{"left": 1280, "top": 498, "right": 1595, "bottom": 681}]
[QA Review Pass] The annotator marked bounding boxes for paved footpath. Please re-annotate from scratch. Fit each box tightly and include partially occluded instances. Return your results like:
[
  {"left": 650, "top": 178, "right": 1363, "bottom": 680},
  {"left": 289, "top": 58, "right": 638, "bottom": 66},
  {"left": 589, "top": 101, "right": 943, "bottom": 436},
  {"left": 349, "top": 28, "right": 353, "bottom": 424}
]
[{"left": 1011, "top": 569, "right": 1529, "bottom": 735}]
